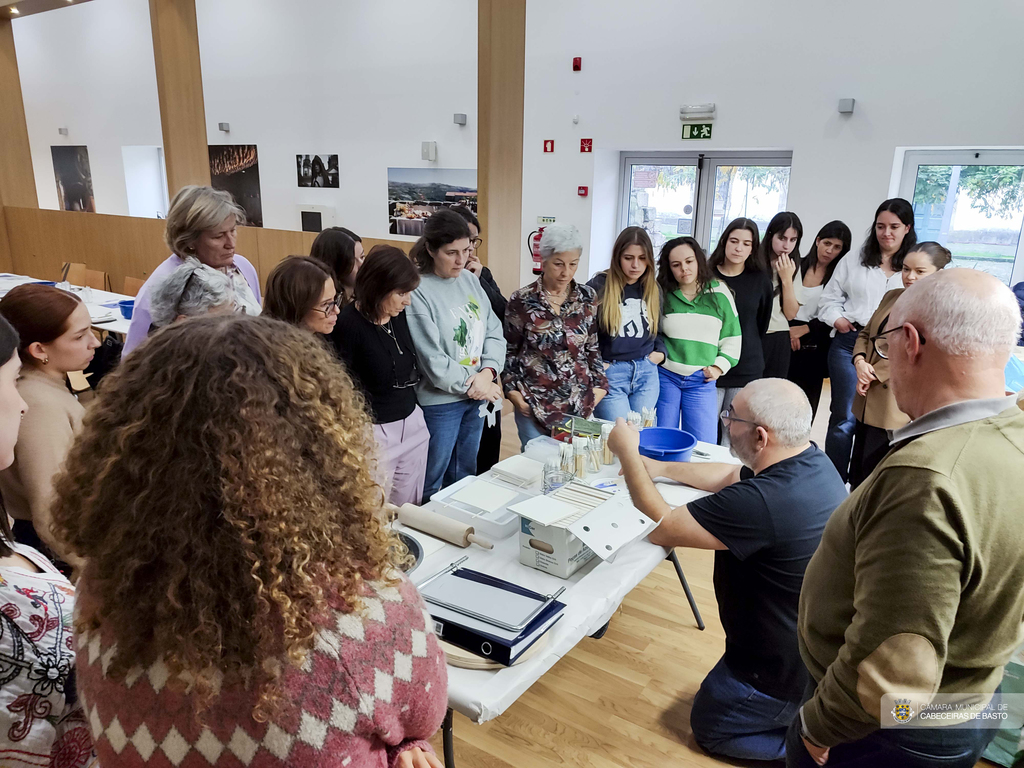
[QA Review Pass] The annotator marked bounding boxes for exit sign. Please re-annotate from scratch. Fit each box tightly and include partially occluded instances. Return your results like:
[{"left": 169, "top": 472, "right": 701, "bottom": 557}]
[{"left": 682, "top": 123, "right": 713, "bottom": 140}]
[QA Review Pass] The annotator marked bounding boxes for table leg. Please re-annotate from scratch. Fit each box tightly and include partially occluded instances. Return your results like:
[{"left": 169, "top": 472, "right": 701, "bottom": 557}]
[
  {"left": 667, "top": 551, "right": 705, "bottom": 630},
  {"left": 442, "top": 707, "right": 455, "bottom": 767}
]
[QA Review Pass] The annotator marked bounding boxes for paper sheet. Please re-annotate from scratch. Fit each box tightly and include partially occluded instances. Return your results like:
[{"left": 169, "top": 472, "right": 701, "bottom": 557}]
[
  {"left": 451, "top": 480, "right": 520, "bottom": 513},
  {"left": 491, "top": 455, "right": 544, "bottom": 484},
  {"left": 509, "top": 495, "right": 579, "bottom": 527}
]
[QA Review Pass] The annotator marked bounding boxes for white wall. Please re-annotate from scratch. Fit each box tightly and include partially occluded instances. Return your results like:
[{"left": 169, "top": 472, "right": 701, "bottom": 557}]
[
  {"left": 13, "top": 0, "right": 163, "bottom": 215},
  {"left": 14, "top": 0, "right": 477, "bottom": 238},
  {"left": 122, "top": 146, "right": 169, "bottom": 219},
  {"left": 196, "top": 0, "right": 477, "bottom": 233},
  {"left": 520, "top": 0, "right": 1024, "bottom": 285}
]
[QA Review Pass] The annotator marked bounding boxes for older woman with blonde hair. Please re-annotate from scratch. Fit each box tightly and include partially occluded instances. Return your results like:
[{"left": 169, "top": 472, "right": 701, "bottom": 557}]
[
  {"left": 123, "top": 185, "right": 262, "bottom": 354},
  {"left": 52, "top": 315, "right": 448, "bottom": 768}
]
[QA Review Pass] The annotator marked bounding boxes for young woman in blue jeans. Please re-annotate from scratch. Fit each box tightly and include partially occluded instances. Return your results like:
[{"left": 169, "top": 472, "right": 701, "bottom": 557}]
[
  {"left": 655, "top": 237, "right": 742, "bottom": 443},
  {"left": 588, "top": 227, "right": 663, "bottom": 422},
  {"left": 816, "top": 198, "right": 915, "bottom": 481}
]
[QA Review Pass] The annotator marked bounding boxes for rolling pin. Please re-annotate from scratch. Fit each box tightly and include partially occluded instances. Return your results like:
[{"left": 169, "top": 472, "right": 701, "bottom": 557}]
[{"left": 397, "top": 503, "right": 494, "bottom": 550}]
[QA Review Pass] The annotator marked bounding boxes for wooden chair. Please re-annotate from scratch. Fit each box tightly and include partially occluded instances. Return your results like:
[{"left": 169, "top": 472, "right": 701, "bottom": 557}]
[
  {"left": 67, "top": 370, "right": 92, "bottom": 394},
  {"left": 83, "top": 269, "right": 108, "bottom": 291},
  {"left": 61, "top": 262, "right": 86, "bottom": 285},
  {"left": 122, "top": 276, "right": 145, "bottom": 297}
]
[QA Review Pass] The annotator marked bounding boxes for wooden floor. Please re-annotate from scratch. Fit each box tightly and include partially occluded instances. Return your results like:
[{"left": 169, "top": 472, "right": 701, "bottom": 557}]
[{"left": 428, "top": 390, "right": 837, "bottom": 767}]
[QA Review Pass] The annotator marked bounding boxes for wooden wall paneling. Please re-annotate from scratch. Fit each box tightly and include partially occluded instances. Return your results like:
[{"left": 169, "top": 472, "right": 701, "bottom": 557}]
[
  {"left": 301, "top": 231, "right": 318, "bottom": 254},
  {"left": 234, "top": 226, "right": 260, "bottom": 278},
  {"left": 5, "top": 208, "right": 169, "bottom": 288},
  {"left": 477, "top": 0, "right": 526, "bottom": 297},
  {"left": 0, "top": 207, "right": 14, "bottom": 273},
  {"left": 253, "top": 227, "right": 307, "bottom": 290},
  {"left": 0, "top": 20, "right": 38, "bottom": 209},
  {"left": 149, "top": 0, "right": 211, "bottom": 195}
]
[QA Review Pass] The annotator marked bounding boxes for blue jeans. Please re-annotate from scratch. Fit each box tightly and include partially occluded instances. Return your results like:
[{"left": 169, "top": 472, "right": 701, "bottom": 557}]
[
  {"left": 420, "top": 399, "right": 485, "bottom": 503},
  {"left": 655, "top": 367, "right": 718, "bottom": 443},
  {"left": 513, "top": 409, "right": 548, "bottom": 451},
  {"left": 690, "top": 657, "right": 799, "bottom": 762},
  {"left": 825, "top": 329, "right": 859, "bottom": 482},
  {"left": 784, "top": 689, "right": 998, "bottom": 767},
  {"left": 593, "top": 358, "right": 660, "bottom": 422}
]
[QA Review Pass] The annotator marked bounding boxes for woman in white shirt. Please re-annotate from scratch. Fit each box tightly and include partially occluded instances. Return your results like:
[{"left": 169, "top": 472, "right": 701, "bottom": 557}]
[
  {"left": 786, "top": 221, "right": 851, "bottom": 419},
  {"left": 758, "top": 212, "right": 802, "bottom": 379},
  {"left": 816, "top": 198, "right": 916, "bottom": 481}
]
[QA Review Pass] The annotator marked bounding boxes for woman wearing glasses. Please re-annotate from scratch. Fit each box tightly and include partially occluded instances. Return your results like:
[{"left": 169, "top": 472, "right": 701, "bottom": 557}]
[
  {"left": 452, "top": 205, "right": 506, "bottom": 473},
  {"left": 848, "top": 241, "right": 951, "bottom": 488},
  {"left": 334, "top": 246, "right": 429, "bottom": 506},
  {"left": 262, "top": 256, "right": 340, "bottom": 336}
]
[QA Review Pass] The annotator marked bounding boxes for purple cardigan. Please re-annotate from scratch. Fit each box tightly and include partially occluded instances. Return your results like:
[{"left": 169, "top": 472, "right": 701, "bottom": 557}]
[{"left": 122, "top": 254, "right": 262, "bottom": 355}]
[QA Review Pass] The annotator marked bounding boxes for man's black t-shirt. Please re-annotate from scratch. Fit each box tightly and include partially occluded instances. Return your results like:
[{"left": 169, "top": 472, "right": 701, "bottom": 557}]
[{"left": 688, "top": 446, "right": 847, "bottom": 700}]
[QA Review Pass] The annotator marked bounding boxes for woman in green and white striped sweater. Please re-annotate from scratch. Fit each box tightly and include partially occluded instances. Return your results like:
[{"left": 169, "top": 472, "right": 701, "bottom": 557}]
[{"left": 654, "top": 237, "right": 742, "bottom": 442}]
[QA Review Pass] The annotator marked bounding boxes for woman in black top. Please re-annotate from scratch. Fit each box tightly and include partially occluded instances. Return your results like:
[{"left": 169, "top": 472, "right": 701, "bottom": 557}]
[
  {"left": 333, "top": 245, "right": 429, "bottom": 506},
  {"left": 786, "top": 220, "right": 851, "bottom": 419},
  {"left": 452, "top": 205, "right": 506, "bottom": 473},
  {"left": 709, "top": 218, "right": 772, "bottom": 445}
]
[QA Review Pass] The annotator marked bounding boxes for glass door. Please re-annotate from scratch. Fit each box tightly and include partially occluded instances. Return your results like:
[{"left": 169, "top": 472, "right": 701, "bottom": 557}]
[
  {"left": 620, "top": 157, "right": 699, "bottom": 250},
  {"left": 620, "top": 151, "right": 792, "bottom": 253},
  {"left": 899, "top": 150, "right": 1024, "bottom": 286}
]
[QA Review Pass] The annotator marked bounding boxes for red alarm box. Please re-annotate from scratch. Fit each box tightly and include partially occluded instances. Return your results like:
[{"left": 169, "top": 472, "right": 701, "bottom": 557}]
[{"left": 578, "top": 186, "right": 589, "bottom": 197}]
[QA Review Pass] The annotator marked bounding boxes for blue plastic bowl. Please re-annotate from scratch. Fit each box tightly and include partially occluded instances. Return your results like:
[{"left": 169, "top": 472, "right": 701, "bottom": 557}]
[
  {"left": 638, "top": 427, "right": 698, "bottom": 462},
  {"left": 118, "top": 299, "right": 135, "bottom": 320}
]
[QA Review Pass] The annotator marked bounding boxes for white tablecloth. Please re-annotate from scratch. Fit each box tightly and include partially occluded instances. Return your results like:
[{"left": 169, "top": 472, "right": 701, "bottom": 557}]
[
  {"left": 0, "top": 274, "right": 133, "bottom": 335},
  {"left": 403, "top": 440, "right": 736, "bottom": 724}
]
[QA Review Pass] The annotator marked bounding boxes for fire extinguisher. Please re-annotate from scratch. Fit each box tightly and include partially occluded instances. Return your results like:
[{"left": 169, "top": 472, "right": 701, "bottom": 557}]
[{"left": 527, "top": 227, "right": 545, "bottom": 274}]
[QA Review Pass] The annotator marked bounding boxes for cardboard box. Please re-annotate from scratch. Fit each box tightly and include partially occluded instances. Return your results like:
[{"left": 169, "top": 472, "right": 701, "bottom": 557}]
[{"left": 519, "top": 517, "right": 596, "bottom": 579}]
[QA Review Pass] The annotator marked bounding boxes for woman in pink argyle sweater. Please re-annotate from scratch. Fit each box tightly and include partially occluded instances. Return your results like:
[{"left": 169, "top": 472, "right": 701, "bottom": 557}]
[{"left": 51, "top": 316, "right": 447, "bottom": 768}]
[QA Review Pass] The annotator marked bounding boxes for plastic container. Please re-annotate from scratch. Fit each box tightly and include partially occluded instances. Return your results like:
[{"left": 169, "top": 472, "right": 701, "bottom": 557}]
[
  {"left": 118, "top": 299, "right": 135, "bottom": 319},
  {"left": 430, "top": 474, "right": 536, "bottom": 540},
  {"left": 638, "top": 427, "right": 698, "bottom": 462}
]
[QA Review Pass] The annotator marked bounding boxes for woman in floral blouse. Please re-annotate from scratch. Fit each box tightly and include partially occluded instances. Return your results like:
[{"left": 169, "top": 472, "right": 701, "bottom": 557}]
[
  {"left": 0, "top": 314, "right": 94, "bottom": 768},
  {"left": 504, "top": 224, "right": 607, "bottom": 449}
]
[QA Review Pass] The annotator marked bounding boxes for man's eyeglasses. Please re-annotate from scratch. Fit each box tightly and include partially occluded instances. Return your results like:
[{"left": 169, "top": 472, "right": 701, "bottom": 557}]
[
  {"left": 470, "top": 237, "right": 483, "bottom": 250},
  {"left": 312, "top": 294, "right": 344, "bottom": 316},
  {"left": 720, "top": 407, "right": 758, "bottom": 428},
  {"left": 871, "top": 323, "right": 926, "bottom": 360}
]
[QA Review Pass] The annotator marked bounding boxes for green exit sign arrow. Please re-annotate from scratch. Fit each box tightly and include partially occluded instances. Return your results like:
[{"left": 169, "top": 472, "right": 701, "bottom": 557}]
[{"left": 682, "top": 123, "right": 713, "bottom": 140}]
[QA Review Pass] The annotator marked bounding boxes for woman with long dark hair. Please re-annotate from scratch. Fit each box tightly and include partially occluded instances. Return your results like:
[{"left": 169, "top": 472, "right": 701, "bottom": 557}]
[
  {"left": 0, "top": 314, "right": 94, "bottom": 767},
  {"left": 786, "top": 220, "right": 852, "bottom": 418},
  {"left": 0, "top": 284, "right": 100, "bottom": 571},
  {"left": 709, "top": 218, "right": 772, "bottom": 444},
  {"left": 588, "top": 226, "right": 662, "bottom": 421},
  {"left": 407, "top": 210, "right": 505, "bottom": 499},
  {"left": 759, "top": 212, "right": 802, "bottom": 379},
  {"left": 817, "top": 198, "right": 916, "bottom": 481},
  {"left": 310, "top": 226, "right": 364, "bottom": 305},
  {"left": 262, "top": 256, "right": 340, "bottom": 337},
  {"left": 334, "top": 245, "right": 430, "bottom": 506},
  {"left": 654, "top": 237, "right": 741, "bottom": 443}
]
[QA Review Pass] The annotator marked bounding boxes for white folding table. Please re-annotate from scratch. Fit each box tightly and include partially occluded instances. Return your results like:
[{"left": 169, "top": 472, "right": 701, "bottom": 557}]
[
  {"left": 0, "top": 273, "right": 133, "bottom": 335},
  {"left": 400, "top": 441, "right": 737, "bottom": 766}
]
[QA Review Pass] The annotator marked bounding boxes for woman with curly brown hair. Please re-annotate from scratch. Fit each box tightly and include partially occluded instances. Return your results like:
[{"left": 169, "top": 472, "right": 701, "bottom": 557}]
[{"left": 52, "top": 315, "right": 447, "bottom": 768}]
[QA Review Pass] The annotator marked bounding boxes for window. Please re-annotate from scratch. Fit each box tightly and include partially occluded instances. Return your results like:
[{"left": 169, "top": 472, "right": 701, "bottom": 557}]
[
  {"left": 620, "top": 152, "right": 792, "bottom": 252},
  {"left": 898, "top": 150, "right": 1024, "bottom": 286}
]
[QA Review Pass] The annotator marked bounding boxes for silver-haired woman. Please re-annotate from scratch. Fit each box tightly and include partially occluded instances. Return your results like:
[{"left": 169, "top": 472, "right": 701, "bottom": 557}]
[
  {"left": 123, "top": 185, "right": 262, "bottom": 354},
  {"left": 503, "top": 223, "right": 607, "bottom": 449},
  {"left": 149, "top": 259, "right": 236, "bottom": 330}
]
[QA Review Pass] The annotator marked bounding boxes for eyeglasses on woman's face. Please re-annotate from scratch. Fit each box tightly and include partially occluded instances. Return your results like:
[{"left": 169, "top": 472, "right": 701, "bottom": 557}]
[
  {"left": 470, "top": 237, "right": 483, "bottom": 250},
  {"left": 312, "top": 294, "right": 343, "bottom": 316}
]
